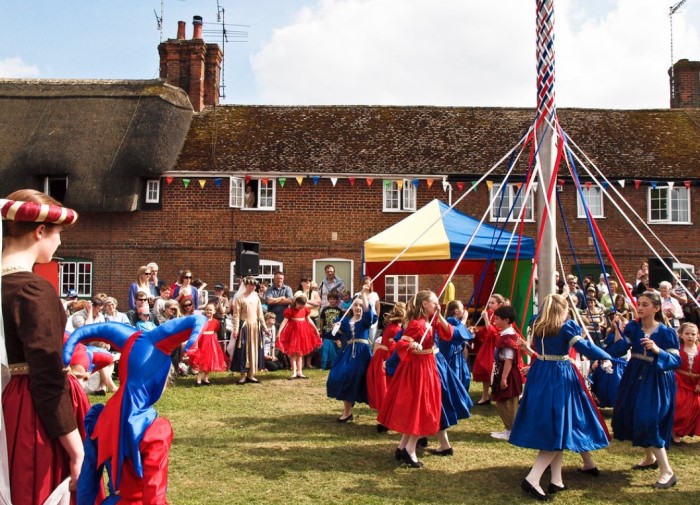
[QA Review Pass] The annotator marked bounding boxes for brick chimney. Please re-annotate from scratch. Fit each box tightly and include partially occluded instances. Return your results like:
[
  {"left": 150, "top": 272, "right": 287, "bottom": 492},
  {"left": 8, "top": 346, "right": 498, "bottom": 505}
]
[
  {"left": 158, "top": 16, "right": 223, "bottom": 112},
  {"left": 669, "top": 59, "right": 700, "bottom": 108}
]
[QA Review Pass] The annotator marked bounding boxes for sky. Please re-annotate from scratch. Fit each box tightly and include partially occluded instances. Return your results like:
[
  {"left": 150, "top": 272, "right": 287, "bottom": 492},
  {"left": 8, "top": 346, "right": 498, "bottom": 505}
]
[{"left": 2, "top": 0, "right": 699, "bottom": 109}]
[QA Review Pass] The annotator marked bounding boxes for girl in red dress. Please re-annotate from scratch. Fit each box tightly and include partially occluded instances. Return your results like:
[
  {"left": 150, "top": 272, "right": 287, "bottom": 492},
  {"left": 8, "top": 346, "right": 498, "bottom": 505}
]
[
  {"left": 673, "top": 322, "right": 700, "bottom": 443},
  {"left": 367, "top": 302, "right": 405, "bottom": 431},
  {"left": 470, "top": 294, "right": 508, "bottom": 405},
  {"left": 188, "top": 303, "right": 227, "bottom": 385},
  {"left": 276, "top": 295, "right": 322, "bottom": 379},
  {"left": 377, "top": 290, "right": 453, "bottom": 468}
]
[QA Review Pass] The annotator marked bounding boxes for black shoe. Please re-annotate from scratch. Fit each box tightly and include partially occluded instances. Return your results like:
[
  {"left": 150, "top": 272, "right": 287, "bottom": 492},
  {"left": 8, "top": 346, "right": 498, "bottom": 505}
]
[
  {"left": 475, "top": 399, "right": 491, "bottom": 406},
  {"left": 394, "top": 448, "right": 403, "bottom": 461},
  {"left": 202, "top": 381, "right": 212, "bottom": 386},
  {"left": 652, "top": 474, "right": 677, "bottom": 490},
  {"left": 94, "top": 389, "right": 107, "bottom": 396},
  {"left": 401, "top": 449, "right": 423, "bottom": 468},
  {"left": 632, "top": 461, "right": 659, "bottom": 470},
  {"left": 337, "top": 414, "right": 353, "bottom": 423},
  {"left": 417, "top": 437, "right": 429, "bottom": 448},
  {"left": 297, "top": 375, "right": 309, "bottom": 379},
  {"left": 245, "top": 377, "right": 260, "bottom": 384},
  {"left": 521, "top": 479, "right": 550, "bottom": 501},
  {"left": 194, "top": 382, "right": 202, "bottom": 387},
  {"left": 377, "top": 424, "right": 389, "bottom": 433},
  {"left": 547, "top": 483, "right": 566, "bottom": 494},
  {"left": 577, "top": 467, "right": 600, "bottom": 477},
  {"left": 428, "top": 447, "right": 454, "bottom": 456}
]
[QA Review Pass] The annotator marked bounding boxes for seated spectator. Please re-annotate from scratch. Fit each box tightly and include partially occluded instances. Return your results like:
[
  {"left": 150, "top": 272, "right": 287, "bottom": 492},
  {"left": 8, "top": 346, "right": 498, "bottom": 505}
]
[
  {"left": 152, "top": 284, "right": 173, "bottom": 325},
  {"left": 103, "top": 296, "right": 130, "bottom": 325},
  {"left": 62, "top": 288, "right": 79, "bottom": 316},
  {"left": 126, "top": 291, "right": 153, "bottom": 326},
  {"left": 71, "top": 296, "right": 106, "bottom": 330},
  {"left": 135, "top": 306, "right": 157, "bottom": 332}
]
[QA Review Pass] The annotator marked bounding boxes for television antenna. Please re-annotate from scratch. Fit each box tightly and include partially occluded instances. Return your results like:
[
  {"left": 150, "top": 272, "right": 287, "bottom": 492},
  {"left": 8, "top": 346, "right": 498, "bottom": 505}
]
[{"left": 669, "top": 0, "right": 688, "bottom": 102}]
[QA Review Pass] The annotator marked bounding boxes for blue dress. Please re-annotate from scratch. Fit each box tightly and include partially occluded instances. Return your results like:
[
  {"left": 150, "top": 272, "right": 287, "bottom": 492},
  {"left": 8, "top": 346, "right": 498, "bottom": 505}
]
[
  {"left": 326, "top": 307, "right": 377, "bottom": 404},
  {"left": 609, "top": 320, "right": 680, "bottom": 449},
  {"left": 438, "top": 317, "right": 474, "bottom": 392},
  {"left": 509, "top": 320, "right": 612, "bottom": 452},
  {"left": 435, "top": 349, "right": 472, "bottom": 430},
  {"left": 589, "top": 331, "right": 629, "bottom": 408}
]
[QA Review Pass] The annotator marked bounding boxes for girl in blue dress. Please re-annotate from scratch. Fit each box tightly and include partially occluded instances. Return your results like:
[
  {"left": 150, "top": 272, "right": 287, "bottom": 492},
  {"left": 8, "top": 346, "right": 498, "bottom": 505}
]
[
  {"left": 609, "top": 291, "right": 681, "bottom": 489},
  {"left": 326, "top": 286, "right": 377, "bottom": 422},
  {"left": 441, "top": 300, "right": 473, "bottom": 392},
  {"left": 509, "top": 294, "right": 612, "bottom": 500}
]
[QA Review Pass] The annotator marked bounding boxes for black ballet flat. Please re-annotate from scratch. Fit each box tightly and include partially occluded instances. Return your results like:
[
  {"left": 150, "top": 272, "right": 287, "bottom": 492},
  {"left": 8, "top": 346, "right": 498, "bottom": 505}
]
[
  {"left": 417, "top": 437, "right": 429, "bottom": 448},
  {"left": 652, "top": 474, "right": 677, "bottom": 490},
  {"left": 245, "top": 377, "right": 260, "bottom": 384},
  {"left": 475, "top": 399, "right": 491, "bottom": 406},
  {"left": 376, "top": 424, "right": 389, "bottom": 433},
  {"left": 577, "top": 467, "right": 600, "bottom": 477},
  {"left": 336, "top": 414, "right": 353, "bottom": 423},
  {"left": 547, "top": 483, "right": 566, "bottom": 494},
  {"left": 521, "top": 479, "right": 550, "bottom": 501},
  {"left": 428, "top": 447, "right": 454, "bottom": 456},
  {"left": 401, "top": 449, "right": 423, "bottom": 468},
  {"left": 632, "top": 461, "right": 659, "bottom": 470},
  {"left": 394, "top": 448, "right": 403, "bottom": 461}
]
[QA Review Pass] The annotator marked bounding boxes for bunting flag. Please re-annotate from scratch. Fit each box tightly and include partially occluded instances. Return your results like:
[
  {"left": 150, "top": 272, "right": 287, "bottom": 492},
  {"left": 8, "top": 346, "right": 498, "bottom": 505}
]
[
  {"left": 384, "top": 180, "right": 391, "bottom": 188},
  {"left": 667, "top": 181, "right": 674, "bottom": 190},
  {"left": 349, "top": 177, "right": 356, "bottom": 186},
  {"left": 486, "top": 180, "right": 493, "bottom": 191},
  {"left": 330, "top": 177, "right": 338, "bottom": 187},
  {"left": 585, "top": 181, "right": 592, "bottom": 189},
  {"left": 634, "top": 180, "right": 641, "bottom": 189},
  {"left": 601, "top": 181, "right": 608, "bottom": 189},
  {"left": 214, "top": 178, "right": 222, "bottom": 187},
  {"left": 397, "top": 180, "right": 404, "bottom": 190},
  {"left": 650, "top": 181, "right": 657, "bottom": 190},
  {"left": 426, "top": 178, "right": 434, "bottom": 189},
  {"left": 183, "top": 179, "right": 190, "bottom": 188},
  {"left": 471, "top": 181, "right": 478, "bottom": 191},
  {"left": 442, "top": 180, "right": 449, "bottom": 192},
  {"left": 245, "top": 175, "right": 252, "bottom": 184},
  {"left": 685, "top": 180, "right": 691, "bottom": 188},
  {"left": 557, "top": 179, "right": 565, "bottom": 186},
  {"left": 312, "top": 176, "right": 320, "bottom": 185},
  {"left": 456, "top": 182, "right": 464, "bottom": 192},
  {"left": 296, "top": 176, "right": 304, "bottom": 186},
  {"left": 279, "top": 177, "right": 286, "bottom": 187},
  {"left": 261, "top": 178, "right": 269, "bottom": 186},
  {"left": 165, "top": 177, "right": 174, "bottom": 185},
  {"left": 366, "top": 178, "right": 374, "bottom": 186},
  {"left": 514, "top": 182, "right": 522, "bottom": 190},
  {"left": 198, "top": 179, "right": 206, "bottom": 189},
  {"left": 412, "top": 179, "right": 419, "bottom": 188},
  {"left": 617, "top": 179, "right": 625, "bottom": 188}
]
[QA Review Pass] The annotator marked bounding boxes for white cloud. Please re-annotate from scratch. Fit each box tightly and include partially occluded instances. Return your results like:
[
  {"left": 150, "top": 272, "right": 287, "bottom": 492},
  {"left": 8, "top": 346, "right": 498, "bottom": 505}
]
[
  {"left": 251, "top": 0, "right": 700, "bottom": 108},
  {"left": 0, "top": 57, "right": 40, "bottom": 78}
]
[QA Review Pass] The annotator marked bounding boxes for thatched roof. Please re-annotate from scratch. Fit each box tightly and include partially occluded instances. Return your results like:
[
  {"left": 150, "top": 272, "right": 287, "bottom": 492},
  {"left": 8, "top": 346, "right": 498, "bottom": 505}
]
[
  {"left": 0, "top": 79, "right": 193, "bottom": 211},
  {"left": 175, "top": 105, "right": 700, "bottom": 180}
]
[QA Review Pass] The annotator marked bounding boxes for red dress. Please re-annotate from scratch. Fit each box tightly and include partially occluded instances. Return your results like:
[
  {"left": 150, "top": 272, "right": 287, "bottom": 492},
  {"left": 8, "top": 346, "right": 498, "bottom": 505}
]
[
  {"left": 366, "top": 321, "right": 401, "bottom": 411},
  {"left": 673, "top": 345, "right": 700, "bottom": 437},
  {"left": 276, "top": 307, "right": 322, "bottom": 356},
  {"left": 187, "top": 318, "right": 227, "bottom": 372},
  {"left": 472, "top": 313, "right": 498, "bottom": 382},
  {"left": 377, "top": 318, "right": 452, "bottom": 436}
]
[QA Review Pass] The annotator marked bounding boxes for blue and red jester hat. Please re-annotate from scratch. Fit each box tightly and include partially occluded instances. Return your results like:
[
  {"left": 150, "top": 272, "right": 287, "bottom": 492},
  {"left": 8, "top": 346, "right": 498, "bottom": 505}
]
[{"left": 63, "top": 315, "right": 207, "bottom": 504}]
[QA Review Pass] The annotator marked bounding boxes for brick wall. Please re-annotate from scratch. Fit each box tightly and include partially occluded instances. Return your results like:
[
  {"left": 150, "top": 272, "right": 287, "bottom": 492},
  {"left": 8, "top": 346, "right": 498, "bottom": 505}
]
[{"left": 58, "top": 178, "right": 699, "bottom": 305}]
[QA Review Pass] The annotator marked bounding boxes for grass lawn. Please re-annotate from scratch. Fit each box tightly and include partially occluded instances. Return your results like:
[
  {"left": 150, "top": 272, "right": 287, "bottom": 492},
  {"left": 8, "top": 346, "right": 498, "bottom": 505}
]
[{"left": 100, "top": 368, "right": 698, "bottom": 504}]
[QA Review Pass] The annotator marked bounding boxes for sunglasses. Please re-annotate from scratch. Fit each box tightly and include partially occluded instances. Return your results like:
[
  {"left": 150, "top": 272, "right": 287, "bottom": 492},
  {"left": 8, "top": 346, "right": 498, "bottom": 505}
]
[
  {"left": 184, "top": 275, "right": 192, "bottom": 279},
  {"left": 143, "top": 272, "right": 151, "bottom": 275},
  {"left": 137, "top": 298, "right": 148, "bottom": 302},
  {"left": 182, "top": 303, "right": 193, "bottom": 308}
]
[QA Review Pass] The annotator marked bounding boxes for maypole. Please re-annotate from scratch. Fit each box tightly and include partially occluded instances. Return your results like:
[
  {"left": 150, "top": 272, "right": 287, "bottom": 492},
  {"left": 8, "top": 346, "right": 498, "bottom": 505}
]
[{"left": 535, "top": 0, "right": 559, "bottom": 301}]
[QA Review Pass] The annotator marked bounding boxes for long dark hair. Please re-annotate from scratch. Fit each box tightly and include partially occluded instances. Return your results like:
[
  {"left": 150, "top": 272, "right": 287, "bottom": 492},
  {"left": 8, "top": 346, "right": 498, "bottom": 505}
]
[{"left": 639, "top": 291, "right": 669, "bottom": 325}]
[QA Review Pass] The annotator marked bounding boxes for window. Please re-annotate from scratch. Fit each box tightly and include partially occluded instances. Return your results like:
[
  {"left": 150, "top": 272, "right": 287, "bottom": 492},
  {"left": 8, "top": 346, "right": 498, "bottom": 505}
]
[
  {"left": 229, "top": 177, "right": 276, "bottom": 211},
  {"left": 43, "top": 176, "right": 67, "bottom": 202},
  {"left": 489, "top": 183, "right": 534, "bottom": 222},
  {"left": 383, "top": 180, "right": 416, "bottom": 212},
  {"left": 648, "top": 187, "right": 690, "bottom": 224},
  {"left": 384, "top": 275, "right": 419, "bottom": 303},
  {"left": 59, "top": 259, "right": 93, "bottom": 297},
  {"left": 313, "top": 259, "right": 353, "bottom": 293},
  {"left": 577, "top": 186, "right": 604, "bottom": 218},
  {"left": 145, "top": 179, "right": 161, "bottom": 203},
  {"left": 229, "top": 259, "right": 282, "bottom": 290}
]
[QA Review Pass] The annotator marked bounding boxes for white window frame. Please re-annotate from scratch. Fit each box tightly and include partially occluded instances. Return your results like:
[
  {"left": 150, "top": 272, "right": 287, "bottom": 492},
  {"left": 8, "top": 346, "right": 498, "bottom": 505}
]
[
  {"left": 145, "top": 179, "right": 161, "bottom": 203},
  {"left": 229, "top": 177, "right": 276, "bottom": 211},
  {"left": 489, "top": 183, "right": 534, "bottom": 222},
  {"left": 577, "top": 186, "right": 604, "bottom": 218},
  {"left": 229, "top": 259, "right": 282, "bottom": 289},
  {"left": 313, "top": 258, "right": 354, "bottom": 294},
  {"left": 59, "top": 259, "right": 93, "bottom": 297},
  {"left": 647, "top": 186, "right": 691, "bottom": 224},
  {"left": 384, "top": 275, "right": 419, "bottom": 304},
  {"left": 383, "top": 180, "right": 417, "bottom": 212}
]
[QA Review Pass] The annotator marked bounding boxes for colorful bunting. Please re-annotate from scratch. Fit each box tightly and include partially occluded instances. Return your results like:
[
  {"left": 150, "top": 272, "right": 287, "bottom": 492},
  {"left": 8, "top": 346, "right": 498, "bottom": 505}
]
[
  {"left": 349, "top": 177, "right": 356, "bottom": 186},
  {"left": 198, "top": 179, "right": 206, "bottom": 189},
  {"left": 165, "top": 177, "right": 174, "bottom": 185},
  {"left": 214, "top": 178, "right": 222, "bottom": 187},
  {"left": 471, "top": 181, "right": 478, "bottom": 191},
  {"left": 685, "top": 180, "right": 691, "bottom": 188},
  {"left": 634, "top": 180, "right": 641, "bottom": 189},
  {"left": 585, "top": 181, "right": 592, "bottom": 189},
  {"left": 296, "top": 176, "right": 304, "bottom": 186},
  {"left": 667, "top": 181, "right": 674, "bottom": 190},
  {"left": 312, "top": 176, "right": 320, "bottom": 185},
  {"left": 245, "top": 175, "right": 251, "bottom": 184},
  {"left": 617, "top": 179, "right": 625, "bottom": 188},
  {"left": 456, "top": 182, "right": 464, "bottom": 192},
  {"left": 279, "top": 177, "right": 286, "bottom": 187},
  {"left": 383, "top": 180, "right": 391, "bottom": 188},
  {"left": 412, "top": 179, "right": 419, "bottom": 188},
  {"left": 557, "top": 179, "right": 565, "bottom": 186},
  {"left": 397, "top": 180, "right": 404, "bottom": 190},
  {"left": 650, "top": 181, "right": 657, "bottom": 190},
  {"left": 486, "top": 180, "right": 493, "bottom": 191},
  {"left": 261, "top": 178, "right": 269, "bottom": 186},
  {"left": 183, "top": 179, "right": 190, "bottom": 188},
  {"left": 366, "top": 178, "right": 374, "bottom": 187},
  {"left": 426, "top": 178, "right": 434, "bottom": 189},
  {"left": 330, "top": 177, "right": 338, "bottom": 187}
]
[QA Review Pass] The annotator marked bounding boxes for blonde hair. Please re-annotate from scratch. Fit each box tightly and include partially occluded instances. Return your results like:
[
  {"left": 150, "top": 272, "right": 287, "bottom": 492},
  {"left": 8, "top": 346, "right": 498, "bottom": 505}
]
[
  {"left": 679, "top": 322, "right": 699, "bottom": 338},
  {"left": 490, "top": 293, "right": 509, "bottom": 307},
  {"left": 404, "top": 290, "right": 435, "bottom": 324},
  {"left": 383, "top": 302, "right": 406, "bottom": 324},
  {"left": 532, "top": 294, "right": 569, "bottom": 338}
]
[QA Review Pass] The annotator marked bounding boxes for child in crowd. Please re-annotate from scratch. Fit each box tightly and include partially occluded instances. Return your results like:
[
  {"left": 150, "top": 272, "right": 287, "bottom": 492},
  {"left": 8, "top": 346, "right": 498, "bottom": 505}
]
[
  {"left": 319, "top": 292, "right": 344, "bottom": 369},
  {"left": 135, "top": 306, "right": 156, "bottom": 332},
  {"left": 489, "top": 305, "right": 522, "bottom": 441},
  {"left": 262, "top": 312, "right": 283, "bottom": 371},
  {"left": 340, "top": 289, "right": 353, "bottom": 310},
  {"left": 277, "top": 295, "right": 322, "bottom": 379},
  {"left": 673, "top": 322, "right": 700, "bottom": 443},
  {"left": 367, "top": 302, "right": 405, "bottom": 431},
  {"left": 188, "top": 303, "right": 227, "bottom": 386}
]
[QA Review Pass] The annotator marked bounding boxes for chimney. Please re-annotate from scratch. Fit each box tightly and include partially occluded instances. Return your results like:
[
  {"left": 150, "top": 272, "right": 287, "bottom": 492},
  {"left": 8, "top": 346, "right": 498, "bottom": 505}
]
[
  {"left": 669, "top": 59, "right": 700, "bottom": 109},
  {"left": 157, "top": 16, "right": 222, "bottom": 112}
]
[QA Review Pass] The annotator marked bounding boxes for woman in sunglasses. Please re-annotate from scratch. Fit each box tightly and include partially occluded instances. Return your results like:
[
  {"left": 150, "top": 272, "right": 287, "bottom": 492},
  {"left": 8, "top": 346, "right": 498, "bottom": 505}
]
[
  {"left": 128, "top": 266, "right": 152, "bottom": 310},
  {"left": 173, "top": 270, "right": 199, "bottom": 310}
]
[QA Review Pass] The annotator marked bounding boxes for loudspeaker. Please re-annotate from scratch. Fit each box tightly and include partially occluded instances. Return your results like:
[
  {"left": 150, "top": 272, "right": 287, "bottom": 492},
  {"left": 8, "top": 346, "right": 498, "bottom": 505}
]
[
  {"left": 648, "top": 257, "right": 674, "bottom": 288},
  {"left": 236, "top": 241, "right": 260, "bottom": 276}
]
